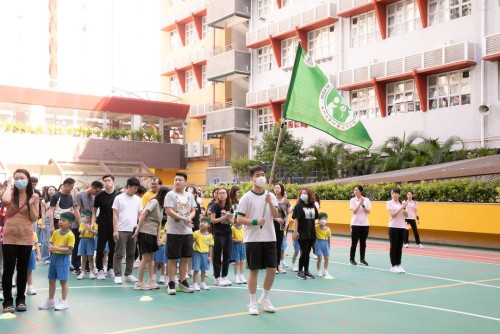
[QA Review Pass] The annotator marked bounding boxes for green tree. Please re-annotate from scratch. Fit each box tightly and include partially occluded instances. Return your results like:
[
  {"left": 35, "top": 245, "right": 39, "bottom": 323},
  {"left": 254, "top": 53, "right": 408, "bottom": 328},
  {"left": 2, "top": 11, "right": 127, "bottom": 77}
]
[
  {"left": 306, "top": 140, "right": 348, "bottom": 180},
  {"left": 379, "top": 131, "right": 423, "bottom": 171},
  {"left": 230, "top": 155, "right": 256, "bottom": 181},
  {"left": 344, "top": 150, "right": 384, "bottom": 177},
  {"left": 415, "top": 136, "right": 463, "bottom": 165}
]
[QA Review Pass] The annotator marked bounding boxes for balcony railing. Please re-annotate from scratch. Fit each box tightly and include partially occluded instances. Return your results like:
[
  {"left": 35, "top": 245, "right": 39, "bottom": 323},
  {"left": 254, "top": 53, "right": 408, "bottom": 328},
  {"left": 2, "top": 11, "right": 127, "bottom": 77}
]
[
  {"left": 206, "top": 0, "right": 251, "bottom": 28},
  {"left": 189, "top": 100, "right": 245, "bottom": 118},
  {"left": 163, "top": 0, "right": 207, "bottom": 29},
  {"left": 205, "top": 106, "right": 250, "bottom": 136},
  {"left": 206, "top": 44, "right": 251, "bottom": 81},
  {"left": 338, "top": 0, "right": 371, "bottom": 13},
  {"left": 162, "top": 47, "right": 210, "bottom": 74},
  {"left": 246, "top": 84, "right": 289, "bottom": 107}
]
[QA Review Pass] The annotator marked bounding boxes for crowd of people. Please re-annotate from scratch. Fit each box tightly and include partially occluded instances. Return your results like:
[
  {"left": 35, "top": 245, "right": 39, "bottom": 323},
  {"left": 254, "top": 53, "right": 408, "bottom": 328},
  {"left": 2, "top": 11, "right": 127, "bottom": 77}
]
[{"left": 0, "top": 166, "right": 424, "bottom": 315}]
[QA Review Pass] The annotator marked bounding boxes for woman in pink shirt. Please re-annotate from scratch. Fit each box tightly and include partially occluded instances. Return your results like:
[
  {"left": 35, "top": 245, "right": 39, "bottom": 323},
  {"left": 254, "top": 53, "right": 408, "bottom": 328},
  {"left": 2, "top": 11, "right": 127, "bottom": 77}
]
[
  {"left": 387, "top": 188, "right": 408, "bottom": 274},
  {"left": 349, "top": 185, "right": 371, "bottom": 266},
  {"left": 402, "top": 191, "right": 423, "bottom": 249}
]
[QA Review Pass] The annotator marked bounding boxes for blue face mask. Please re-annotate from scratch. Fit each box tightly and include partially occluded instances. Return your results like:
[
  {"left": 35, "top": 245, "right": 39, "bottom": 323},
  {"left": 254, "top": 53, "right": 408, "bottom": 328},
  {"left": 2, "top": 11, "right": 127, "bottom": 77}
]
[
  {"left": 300, "top": 194, "right": 308, "bottom": 202},
  {"left": 14, "top": 179, "right": 28, "bottom": 190}
]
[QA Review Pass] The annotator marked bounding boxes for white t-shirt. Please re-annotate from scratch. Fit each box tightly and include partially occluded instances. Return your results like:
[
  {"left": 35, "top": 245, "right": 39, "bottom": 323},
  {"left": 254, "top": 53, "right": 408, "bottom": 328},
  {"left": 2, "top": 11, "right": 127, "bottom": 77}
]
[
  {"left": 387, "top": 200, "right": 406, "bottom": 229},
  {"left": 164, "top": 190, "right": 196, "bottom": 235},
  {"left": 237, "top": 190, "right": 278, "bottom": 243},
  {"left": 350, "top": 197, "right": 371, "bottom": 226},
  {"left": 112, "top": 193, "right": 142, "bottom": 232}
]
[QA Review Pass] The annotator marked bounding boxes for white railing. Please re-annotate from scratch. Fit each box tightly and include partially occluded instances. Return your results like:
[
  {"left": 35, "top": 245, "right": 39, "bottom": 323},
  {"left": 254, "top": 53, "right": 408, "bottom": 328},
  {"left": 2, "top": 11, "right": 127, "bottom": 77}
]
[
  {"left": 162, "top": 0, "right": 207, "bottom": 28},
  {"left": 338, "top": 0, "right": 371, "bottom": 13},
  {"left": 162, "top": 47, "right": 210, "bottom": 74},
  {"left": 338, "top": 41, "right": 476, "bottom": 87},
  {"left": 485, "top": 33, "right": 500, "bottom": 57},
  {"left": 246, "top": 84, "right": 289, "bottom": 106},
  {"left": 209, "top": 43, "right": 248, "bottom": 57},
  {"left": 246, "top": 2, "right": 336, "bottom": 46},
  {"left": 189, "top": 100, "right": 245, "bottom": 118}
]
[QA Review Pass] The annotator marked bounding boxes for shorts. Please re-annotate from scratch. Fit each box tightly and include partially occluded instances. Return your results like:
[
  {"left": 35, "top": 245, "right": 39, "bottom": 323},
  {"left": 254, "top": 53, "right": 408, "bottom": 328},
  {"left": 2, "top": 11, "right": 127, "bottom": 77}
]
[
  {"left": 281, "top": 235, "right": 287, "bottom": 250},
  {"left": 231, "top": 242, "right": 245, "bottom": 261},
  {"left": 293, "top": 239, "right": 300, "bottom": 252},
  {"left": 154, "top": 245, "right": 167, "bottom": 263},
  {"left": 78, "top": 238, "right": 95, "bottom": 256},
  {"left": 27, "top": 249, "right": 37, "bottom": 271},
  {"left": 166, "top": 234, "right": 194, "bottom": 259},
  {"left": 245, "top": 242, "right": 277, "bottom": 270},
  {"left": 192, "top": 251, "right": 210, "bottom": 271},
  {"left": 95, "top": 236, "right": 109, "bottom": 252},
  {"left": 138, "top": 232, "right": 159, "bottom": 254},
  {"left": 314, "top": 239, "right": 330, "bottom": 256},
  {"left": 48, "top": 253, "right": 70, "bottom": 281}
]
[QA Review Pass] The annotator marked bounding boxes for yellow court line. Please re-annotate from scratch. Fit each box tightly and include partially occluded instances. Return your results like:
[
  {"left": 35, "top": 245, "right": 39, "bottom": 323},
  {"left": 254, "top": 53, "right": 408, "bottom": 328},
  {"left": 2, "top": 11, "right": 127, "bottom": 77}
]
[{"left": 106, "top": 277, "right": 500, "bottom": 334}]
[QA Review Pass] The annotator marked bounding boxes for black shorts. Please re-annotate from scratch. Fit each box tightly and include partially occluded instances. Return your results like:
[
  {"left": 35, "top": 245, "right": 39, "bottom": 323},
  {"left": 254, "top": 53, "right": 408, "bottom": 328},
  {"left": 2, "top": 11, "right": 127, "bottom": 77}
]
[
  {"left": 166, "top": 234, "right": 194, "bottom": 259},
  {"left": 138, "top": 232, "right": 159, "bottom": 254},
  {"left": 245, "top": 242, "right": 277, "bottom": 270}
]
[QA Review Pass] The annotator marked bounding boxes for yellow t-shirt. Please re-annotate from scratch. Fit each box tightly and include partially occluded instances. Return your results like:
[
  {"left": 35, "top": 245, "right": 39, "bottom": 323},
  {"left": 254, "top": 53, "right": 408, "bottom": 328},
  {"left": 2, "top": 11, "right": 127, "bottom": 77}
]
[
  {"left": 141, "top": 190, "right": 157, "bottom": 208},
  {"left": 159, "top": 229, "right": 166, "bottom": 246},
  {"left": 50, "top": 229, "right": 75, "bottom": 254},
  {"left": 32, "top": 232, "right": 39, "bottom": 251},
  {"left": 315, "top": 225, "right": 331, "bottom": 241},
  {"left": 79, "top": 222, "right": 96, "bottom": 238},
  {"left": 193, "top": 230, "right": 214, "bottom": 253},
  {"left": 231, "top": 226, "right": 243, "bottom": 241}
]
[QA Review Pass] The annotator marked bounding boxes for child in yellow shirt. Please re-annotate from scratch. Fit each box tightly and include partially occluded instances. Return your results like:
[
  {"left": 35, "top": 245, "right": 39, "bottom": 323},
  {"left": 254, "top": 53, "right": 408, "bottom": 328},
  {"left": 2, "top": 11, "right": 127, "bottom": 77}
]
[
  {"left": 153, "top": 223, "right": 167, "bottom": 283},
  {"left": 192, "top": 218, "right": 213, "bottom": 291},
  {"left": 315, "top": 213, "right": 333, "bottom": 278},
  {"left": 231, "top": 219, "right": 246, "bottom": 284},
  {"left": 77, "top": 211, "right": 97, "bottom": 280}
]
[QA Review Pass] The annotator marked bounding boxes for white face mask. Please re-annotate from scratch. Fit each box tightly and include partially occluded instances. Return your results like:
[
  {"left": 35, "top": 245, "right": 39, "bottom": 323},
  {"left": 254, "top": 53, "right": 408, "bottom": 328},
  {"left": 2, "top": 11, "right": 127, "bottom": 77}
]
[
  {"left": 319, "top": 219, "right": 327, "bottom": 226},
  {"left": 300, "top": 194, "right": 308, "bottom": 202},
  {"left": 255, "top": 176, "right": 266, "bottom": 188}
]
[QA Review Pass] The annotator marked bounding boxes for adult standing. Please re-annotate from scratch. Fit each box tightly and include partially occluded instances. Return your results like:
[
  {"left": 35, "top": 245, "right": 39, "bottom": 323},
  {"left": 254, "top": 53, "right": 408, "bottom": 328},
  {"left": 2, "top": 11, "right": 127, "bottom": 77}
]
[
  {"left": 112, "top": 177, "right": 142, "bottom": 284},
  {"left": 93, "top": 175, "right": 119, "bottom": 280},
  {"left": 236, "top": 165, "right": 279, "bottom": 315},
  {"left": 164, "top": 172, "right": 196, "bottom": 295},
  {"left": 349, "top": 185, "right": 371, "bottom": 266},
  {"left": 49, "top": 178, "right": 75, "bottom": 233},
  {"left": 211, "top": 188, "right": 234, "bottom": 286},
  {"left": 273, "top": 184, "right": 291, "bottom": 274},
  {"left": 206, "top": 188, "right": 219, "bottom": 216},
  {"left": 1, "top": 169, "right": 40, "bottom": 312},
  {"left": 387, "top": 188, "right": 408, "bottom": 273},
  {"left": 40, "top": 186, "right": 56, "bottom": 264},
  {"left": 141, "top": 178, "right": 163, "bottom": 208},
  {"left": 73, "top": 181, "right": 103, "bottom": 274},
  {"left": 292, "top": 187, "right": 318, "bottom": 280},
  {"left": 403, "top": 191, "right": 423, "bottom": 249},
  {"left": 185, "top": 186, "right": 201, "bottom": 232}
]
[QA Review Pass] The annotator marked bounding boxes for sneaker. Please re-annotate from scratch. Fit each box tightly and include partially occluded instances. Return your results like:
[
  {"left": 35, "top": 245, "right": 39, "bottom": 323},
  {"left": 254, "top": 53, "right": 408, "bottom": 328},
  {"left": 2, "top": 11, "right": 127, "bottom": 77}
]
[
  {"left": 89, "top": 273, "right": 96, "bottom": 279},
  {"left": 149, "top": 281, "right": 160, "bottom": 289},
  {"left": 234, "top": 276, "right": 242, "bottom": 284},
  {"left": 249, "top": 302, "right": 259, "bottom": 316},
  {"left": 93, "top": 268, "right": 98, "bottom": 275},
  {"left": 15, "top": 303, "right": 27, "bottom": 312},
  {"left": 359, "top": 259, "right": 369, "bottom": 266},
  {"left": 134, "top": 282, "right": 152, "bottom": 290},
  {"left": 350, "top": 259, "right": 357, "bottom": 265},
  {"left": 77, "top": 272, "right": 85, "bottom": 280},
  {"left": 38, "top": 298, "right": 55, "bottom": 310},
  {"left": 133, "top": 260, "right": 140, "bottom": 268},
  {"left": 54, "top": 299, "right": 69, "bottom": 310},
  {"left": 158, "top": 275, "right": 165, "bottom": 283},
  {"left": 390, "top": 266, "right": 399, "bottom": 273},
  {"left": 258, "top": 296, "right": 275, "bottom": 313},
  {"left": 221, "top": 277, "right": 232, "bottom": 286},
  {"left": 193, "top": 283, "right": 201, "bottom": 291},
  {"left": 176, "top": 280, "right": 194, "bottom": 293},
  {"left": 43, "top": 260, "right": 50, "bottom": 265},
  {"left": 296, "top": 271, "right": 306, "bottom": 280},
  {"left": 397, "top": 265, "right": 406, "bottom": 273},
  {"left": 418, "top": 244, "right": 424, "bottom": 249},
  {"left": 290, "top": 265, "right": 299, "bottom": 272},
  {"left": 405, "top": 243, "right": 409, "bottom": 248},
  {"left": 26, "top": 286, "right": 37, "bottom": 295},
  {"left": 106, "top": 269, "right": 115, "bottom": 278},
  {"left": 277, "top": 265, "right": 286, "bottom": 274},
  {"left": 214, "top": 277, "right": 222, "bottom": 286},
  {"left": 97, "top": 270, "right": 106, "bottom": 280},
  {"left": 304, "top": 271, "right": 315, "bottom": 279},
  {"left": 125, "top": 275, "right": 138, "bottom": 283},
  {"left": 317, "top": 270, "right": 324, "bottom": 277},
  {"left": 200, "top": 282, "right": 210, "bottom": 290},
  {"left": 73, "top": 269, "right": 81, "bottom": 275},
  {"left": 281, "top": 261, "right": 289, "bottom": 268},
  {"left": 323, "top": 270, "right": 334, "bottom": 279},
  {"left": 167, "top": 282, "right": 176, "bottom": 295},
  {"left": 114, "top": 276, "right": 123, "bottom": 284},
  {"left": 239, "top": 274, "right": 247, "bottom": 284}
]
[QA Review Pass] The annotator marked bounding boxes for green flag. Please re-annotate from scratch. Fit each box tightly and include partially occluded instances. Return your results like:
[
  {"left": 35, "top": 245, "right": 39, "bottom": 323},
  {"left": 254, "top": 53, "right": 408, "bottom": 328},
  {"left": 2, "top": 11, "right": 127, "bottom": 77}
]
[{"left": 283, "top": 44, "right": 373, "bottom": 149}]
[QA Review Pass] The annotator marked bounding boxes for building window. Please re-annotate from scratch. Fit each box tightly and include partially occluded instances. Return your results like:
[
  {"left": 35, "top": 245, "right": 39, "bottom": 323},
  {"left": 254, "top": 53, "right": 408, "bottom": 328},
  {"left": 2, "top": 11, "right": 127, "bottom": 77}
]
[
  {"left": 351, "top": 88, "right": 379, "bottom": 119},
  {"left": 387, "top": 80, "right": 420, "bottom": 115},
  {"left": 258, "top": 0, "right": 273, "bottom": 18},
  {"left": 350, "top": 11, "right": 380, "bottom": 47},
  {"left": 170, "top": 31, "right": 182, "bottom": 51},
  {"left": 429, "top": 0, "right": 471, "bottom": 26},
  {"left": 185, "top": 70, "right": 196, "bottom": 92},
  {"left": 257, "top": 107, "right": 274, "bottom": 132},
  {"left": 202, "top": 16, "right": 212, "bottom": 39},
  {"left": 308, "top": 26, "right": 335, "bottom": 61},
  {"left": 427, "top": 69, "right": 471, "bottom": 110},
  {"left": 257, "top": 45, "right": 275, "bottom": 73},
  {"left": 281, "top": 37, "right": 298, "bottom": 69},
  {"left": 202, "top": 119, "right": 207, "bottom": 140},
  {"left": 387, "top": 0, "right": 421, "bottom": 38},
  {"left": 201, "top": 65, "right": 207, "bottom": 88},
  {"left": 185, "top": 22, "right": 196, "bottom": 45},
  {"left": 169, "top": 75, "right": 182, "bottom": 96}
]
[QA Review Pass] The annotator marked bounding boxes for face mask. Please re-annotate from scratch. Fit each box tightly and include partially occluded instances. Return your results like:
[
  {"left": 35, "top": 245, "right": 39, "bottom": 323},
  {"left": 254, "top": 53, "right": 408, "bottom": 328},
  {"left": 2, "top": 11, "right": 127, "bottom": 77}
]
[
  {"left": 82, "top": 217, "right": 87, "bottom": 223},
  {"left": 14, "top": 179, "right": 28, "bottom": 190},
  {"left": 255, "top": 176, "right": 266, "bottom": 188},
  {"left": 320, "top": 219, "right": 327, "bottom": 226},
  {"left": 300, "top": 194, "right": 308, "bottom": 202}
]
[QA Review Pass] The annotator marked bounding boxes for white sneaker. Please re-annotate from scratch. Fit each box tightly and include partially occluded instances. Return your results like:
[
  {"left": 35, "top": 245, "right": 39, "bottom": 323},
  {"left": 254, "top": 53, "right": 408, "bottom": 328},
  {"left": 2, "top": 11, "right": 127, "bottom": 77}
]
[
  {"left": 317, "top": 270, "right": 324, "bottom": 277},
  {"left": 77, "top": 272, "right": 85, "bottom": 280},
  {"left": 405, "top": 243, "right": 409, "bottom": 248},
  {"left": 38, "top": 298, "right": 55, "bottom": 310},
  {"left": 239, "top": 274, "right": 247, "bottom": 284},
  {"left": 158, "top": 275, "right": 165, "bottom": 283},
  {"left": 97, "top": 270, "right": 106, "bottom": 280},
  {"left": 418, "top": 244, "right": 424, "bottom": 249},
  {"left": 26, "top": 286, "right": 37, "bottom": 295},
  {"left": 193, "top": 283, "right": 201, "bottom": 291},
  {"left": 106, "top": 269, "right": 115, "bottom": 278},
  {"left": 323, "top": 270, "right": 333, "bottom": 279},
  {"left": 258, "top": 296, "right": 275, "bottom": 313},
  {"left": 89, "top": 273, "right": 96, "bottom": 279},
  {"left": 234, "top": 275, "right": 242, "bottom": 284},
  {"left": 290, "top": 265, "right": 298, "bottom": 272},
  {"left": 134, "top": 282, "right": 152, "bottom": 290},
  {"left": 281, "top": 261, "right": 289, "bottom": 268},
  {"left": 114, "top": 276, "right": 123, "bottom": 284},
  {"left": 390, "top": 266, "right": 399, "bottom": 273},
  {"left": 133, "top": 260, "right": 140, "bottom": 268},
  {"left": 277, "top": 265, "right": 286, "bottom": 274},
  {"left": 54, "top": 299, "right": 69, "bottom": 310},
  {"left": 221, "top": 277, "right": 232, "bottom": 286},
  {"left": 397, "top": 265, "right": 406, "bottom": 273},
  {"left": 248, "top": 302, "right": 259, "bottom": 315},
  {"left": 200, "top": 282, "right": 210, "bottom": 290},
  {"left": 93, "top": 268, "right": 98, "bottom": 275},
  {"left": 125, "top": 275, "right": 138, "bottom": 283},
  {"left": 167, "top": 282, "right": 176, "bottom": 295}
]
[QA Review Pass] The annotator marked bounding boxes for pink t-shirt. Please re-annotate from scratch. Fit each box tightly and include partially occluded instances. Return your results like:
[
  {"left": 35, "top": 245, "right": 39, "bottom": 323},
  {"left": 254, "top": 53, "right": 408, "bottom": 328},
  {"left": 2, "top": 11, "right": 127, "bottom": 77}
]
[
  {"left": 350, "top": 197, "right": 371, "bottom": 226},
  {"left": 387, "top": 200, "right": 406, "bottom": 229},
  {"left": 404, "top": 200, "right": 418, "bottom": 219}
]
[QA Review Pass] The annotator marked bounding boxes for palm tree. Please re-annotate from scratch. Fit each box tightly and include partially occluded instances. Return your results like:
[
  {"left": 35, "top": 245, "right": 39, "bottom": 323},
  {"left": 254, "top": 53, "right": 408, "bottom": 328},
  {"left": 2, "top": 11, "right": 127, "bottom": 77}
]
[
  {"left": 379, "top": 131, "right": 424, "bottom": 171},
  {"left": 307, "top": 141, "right": 348, "bottom": 180},
  {"left": 345, "top": 150, "right": 384, "bottom": 176},
  {"left": 416, "top": 136, "right": 464, "bottom": 165}
]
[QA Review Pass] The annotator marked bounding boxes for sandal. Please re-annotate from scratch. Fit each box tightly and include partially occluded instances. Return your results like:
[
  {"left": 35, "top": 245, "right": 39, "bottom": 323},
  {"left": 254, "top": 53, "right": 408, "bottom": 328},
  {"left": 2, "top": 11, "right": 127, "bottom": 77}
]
[
  {"left": 15, "top": 303, "right": 27, "bottom": 312},
  {"left": 3, "top": 305, "right": 15, "bottom": 313}
]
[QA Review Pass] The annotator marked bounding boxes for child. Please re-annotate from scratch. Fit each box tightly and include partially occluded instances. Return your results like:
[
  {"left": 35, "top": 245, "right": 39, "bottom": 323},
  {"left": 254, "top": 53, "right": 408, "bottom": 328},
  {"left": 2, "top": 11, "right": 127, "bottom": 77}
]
[
  {"left": 77, "top": 212, "right": 97, "bottom": 280},
  {"left": 26, "top": 231, "right": 41, "bottom": 295},
  {"left": 192, "top": 218, "right": 213, "bottom": 291},
  {"left": 39, "top": 212, "right": 76, "bottom": 311},
  {"left": 290, "top": 238, "right": 301, "bottom": 272},
  {"left": 153, "top": 223, "right": 167, "bottom": 283},
  {"left": 315, "top": 213, "right": 332, "bottom": 278},
  {"left": 231, "top": 219, "right": 246, "bottom": 284}
]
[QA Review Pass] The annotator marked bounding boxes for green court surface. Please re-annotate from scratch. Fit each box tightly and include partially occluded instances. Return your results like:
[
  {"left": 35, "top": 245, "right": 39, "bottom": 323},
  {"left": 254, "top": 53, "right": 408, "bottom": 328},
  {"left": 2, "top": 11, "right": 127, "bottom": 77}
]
[{"left": 1, "top": 236, "right": 499, "bottom": 334}]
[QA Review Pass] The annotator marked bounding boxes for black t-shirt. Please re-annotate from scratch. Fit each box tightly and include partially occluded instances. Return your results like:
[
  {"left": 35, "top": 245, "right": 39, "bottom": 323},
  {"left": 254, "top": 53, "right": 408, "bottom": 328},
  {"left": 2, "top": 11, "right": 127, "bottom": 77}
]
[
  {"left": 292, "top": 202, "right": 318, "bottom": 240},
  {"left": 192, "top": 200, "right": 201, "bottom": 232},
  {"left": 211, "top": 202, "right": 232, "bottom": 235},
  {"left": 50, "top": 192, "right": 74, "bottom": 219},
  {"left": 93, "top": 190, "right": 119, "bottom": 227}
]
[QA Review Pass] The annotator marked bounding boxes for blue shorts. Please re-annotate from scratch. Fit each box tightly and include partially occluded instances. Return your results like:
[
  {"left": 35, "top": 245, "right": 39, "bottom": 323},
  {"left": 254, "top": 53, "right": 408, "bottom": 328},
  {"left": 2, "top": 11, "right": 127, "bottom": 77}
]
[
  {"left": 95, "top": 236, "right": 109, "bottom": 252},
  {"left": 78, "top": 238, "right": 95, "bottom": 256},
  {"left": 314, "top": 239, "right": 330, "bottom": 256},
  {"left": 281, "top": 235, "right": 287, "bottom": 250},
  {"left": 154, "top": 245, "right": 167, "bottom": 263},
  {"left": 293, "top": 239, "right": 300, "bottom": 252},
  {"left": 192, "top": 251, "right": 210, "bottom": 272},
  {"left": 231, "top": 242, "right": 245, "bottom": 261},
  {"left": 27, "top": 250, "right": 37, "bottom": 271},
  {"left": 48, "top": 253, "right": 70, "bottom": 281}
]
